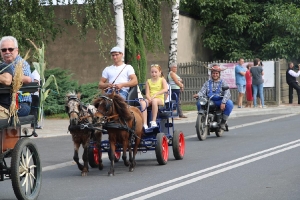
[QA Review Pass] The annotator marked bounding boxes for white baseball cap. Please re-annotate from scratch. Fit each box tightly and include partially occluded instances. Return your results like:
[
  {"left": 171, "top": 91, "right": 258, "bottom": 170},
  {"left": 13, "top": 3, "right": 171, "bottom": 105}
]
[{"left": 110, "top": 46, "right": 123, "bottom": 54}]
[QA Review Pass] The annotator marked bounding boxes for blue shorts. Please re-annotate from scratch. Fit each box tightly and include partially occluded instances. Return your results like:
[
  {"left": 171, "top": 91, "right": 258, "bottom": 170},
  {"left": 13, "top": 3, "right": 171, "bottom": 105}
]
[
  {"left": 106, "top": 89, "right": 128, "bottom": 100},
  {"left": 236, "top": 84, "right": 246, "bottom": 94}
]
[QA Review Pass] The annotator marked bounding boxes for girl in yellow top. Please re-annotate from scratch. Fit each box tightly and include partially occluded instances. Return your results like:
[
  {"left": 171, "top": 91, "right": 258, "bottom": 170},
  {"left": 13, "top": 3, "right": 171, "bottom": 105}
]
[{"left": 141, "top": 64, "right": 168, "bottom": 129}]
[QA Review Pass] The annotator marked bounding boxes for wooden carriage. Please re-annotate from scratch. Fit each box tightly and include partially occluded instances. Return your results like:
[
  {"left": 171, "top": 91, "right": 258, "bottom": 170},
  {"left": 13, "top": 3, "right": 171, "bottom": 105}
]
[{"left": 0, "top": 82, "right": 42, "bottom": 200}]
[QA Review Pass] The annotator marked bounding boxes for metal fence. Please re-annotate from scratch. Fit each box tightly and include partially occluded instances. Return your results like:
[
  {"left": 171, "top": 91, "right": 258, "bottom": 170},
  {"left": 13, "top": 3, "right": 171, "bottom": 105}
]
[{"left": 178, "top": 61, "right": 276, "bottom": 104}]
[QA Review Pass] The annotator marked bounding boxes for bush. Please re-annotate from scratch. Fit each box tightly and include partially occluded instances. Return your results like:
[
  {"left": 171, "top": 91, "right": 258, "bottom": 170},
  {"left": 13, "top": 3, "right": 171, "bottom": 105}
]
[
  {"left": 44, "top": 68, "right": 78, "bottom": 115},
  {"left": 78, "top": 82, "right": 102, "bottom": 104}
]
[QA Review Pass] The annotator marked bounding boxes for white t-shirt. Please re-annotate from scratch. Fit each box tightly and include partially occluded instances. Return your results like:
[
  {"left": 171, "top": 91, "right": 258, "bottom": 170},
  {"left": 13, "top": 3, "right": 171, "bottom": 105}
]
[
  {"left": 102, "top": 64, "right": 135, "bottom": 92},
  {"left": 31, "top": 70, "right": 40, "bottom": 96}
]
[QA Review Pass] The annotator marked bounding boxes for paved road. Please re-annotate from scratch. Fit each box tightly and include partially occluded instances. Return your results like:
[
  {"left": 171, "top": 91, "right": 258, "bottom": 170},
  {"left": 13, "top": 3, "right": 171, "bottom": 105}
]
[
  {"left": 29, "top": 103, "right": 300, "bottom": 138},
  {"left": 2, "top": 113, "right": 300, "bottom": 200}
]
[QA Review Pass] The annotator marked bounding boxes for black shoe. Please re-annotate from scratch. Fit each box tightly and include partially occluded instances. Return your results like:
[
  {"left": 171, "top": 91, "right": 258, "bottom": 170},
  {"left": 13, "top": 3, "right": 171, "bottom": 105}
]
[{"left": 35, "top": 126, "right": 42, "bottom": 129}]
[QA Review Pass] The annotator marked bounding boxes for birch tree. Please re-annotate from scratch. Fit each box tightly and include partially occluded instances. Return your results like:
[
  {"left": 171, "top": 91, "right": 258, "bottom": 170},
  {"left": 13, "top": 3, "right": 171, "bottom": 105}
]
[
  {"left": 113, "top": 0, "right": 125, "bottom": 57},
  {"left": 168, "top": 0, "right": 180, "bottom": 67}
]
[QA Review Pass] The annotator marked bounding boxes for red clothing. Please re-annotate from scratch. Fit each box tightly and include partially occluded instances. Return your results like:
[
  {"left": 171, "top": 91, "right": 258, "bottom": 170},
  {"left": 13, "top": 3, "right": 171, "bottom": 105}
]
[{"left": 245, "top": 70, "right": 253, "bottom": 101}]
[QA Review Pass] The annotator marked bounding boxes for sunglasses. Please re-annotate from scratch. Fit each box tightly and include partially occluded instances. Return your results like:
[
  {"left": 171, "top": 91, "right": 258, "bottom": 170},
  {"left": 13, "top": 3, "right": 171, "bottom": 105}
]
[
  {"left": 151, "top": 64, "right": 159, "bottom": 67},
  {"left": 1, "top": 48, "right": 15, "bottom": 53}
]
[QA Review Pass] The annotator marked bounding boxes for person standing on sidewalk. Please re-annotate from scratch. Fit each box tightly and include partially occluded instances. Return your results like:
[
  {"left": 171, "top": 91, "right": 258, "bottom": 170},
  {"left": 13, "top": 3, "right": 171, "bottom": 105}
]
[
  {"left": 286, "top": 62, "right": 300, "bottom": 104},
  {"left": 235, "top": 58, "right": 246, "bottom": 108},
  {"left": 250, "top": 58, "right": 266, "bottom": 108},
  {"left": 245, "top": 63, "right": 253, "bottom": 107},
  {"left": 167, "top": 63, "right": 187, "bottom": 119}
]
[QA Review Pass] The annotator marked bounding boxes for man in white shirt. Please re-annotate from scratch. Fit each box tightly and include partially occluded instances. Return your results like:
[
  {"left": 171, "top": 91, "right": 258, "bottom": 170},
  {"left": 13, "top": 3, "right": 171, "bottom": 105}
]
[
  {"left": 98, "top": 46, "right": 138, "bottom": 99},
  {"left": 286, "top": 62, "right": 300, "bottom": 104}
]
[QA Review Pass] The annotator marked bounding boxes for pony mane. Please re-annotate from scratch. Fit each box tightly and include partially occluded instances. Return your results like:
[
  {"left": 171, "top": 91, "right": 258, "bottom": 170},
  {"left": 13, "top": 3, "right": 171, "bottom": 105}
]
[{"left": 102, "top": 93, "right": 132, "bottom": 121}]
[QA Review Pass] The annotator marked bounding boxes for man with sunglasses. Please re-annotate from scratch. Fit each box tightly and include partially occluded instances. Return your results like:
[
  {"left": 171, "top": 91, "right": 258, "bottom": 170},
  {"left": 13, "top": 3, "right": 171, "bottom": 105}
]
[
  {"left": 0, "top": 36, "right": 33, "bottom": 116},
  {"left": 193, "top": 64, "right": 234, "bottom": 130},
  {"left": 99, "top": 46, "right": 138, "bottom": 99}
]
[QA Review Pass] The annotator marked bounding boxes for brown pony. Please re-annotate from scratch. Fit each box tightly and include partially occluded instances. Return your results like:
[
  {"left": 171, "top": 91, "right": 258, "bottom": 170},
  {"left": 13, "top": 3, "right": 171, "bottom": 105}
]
[
  {"left": 65, "top": 92, "right": 103, "bottom": 176},
  {"left": 93, "top": 92, "right": 144, "bottom": 176}
]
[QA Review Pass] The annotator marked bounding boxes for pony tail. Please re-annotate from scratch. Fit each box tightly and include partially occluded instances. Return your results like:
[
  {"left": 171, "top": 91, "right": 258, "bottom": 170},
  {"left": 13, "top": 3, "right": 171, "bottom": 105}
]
[{"left": 160, "top": 71, "right": 164, "bottom": 78}]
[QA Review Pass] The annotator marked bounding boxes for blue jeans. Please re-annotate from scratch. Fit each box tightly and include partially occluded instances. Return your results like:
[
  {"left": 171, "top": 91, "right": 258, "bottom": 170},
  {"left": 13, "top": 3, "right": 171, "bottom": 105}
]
[
  {"left": 18, "top": 102, "right": 31, "bottom": 117},
  {"left": 106, "top": 89, "right": 128, "bottom": 100},
  {"left": 196, "top": 99, "right": 234, "bottom": 116},
  {"left": 252, "top": 83, "right": 264, "bottom": 107}
]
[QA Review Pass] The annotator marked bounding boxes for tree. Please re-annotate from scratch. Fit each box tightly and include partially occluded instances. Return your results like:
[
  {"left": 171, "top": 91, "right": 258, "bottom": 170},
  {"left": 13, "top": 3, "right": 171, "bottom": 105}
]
[
  {"left": 0, "top": 0, "right": 61, "bottom": 51},
  {"left": 68, "top": 0, "right": 172, "bottom": 82},
  {"left": 113, "top": 0, "right": 125, "bottom": 56},
  {"left": 168, "top": 0, "right": 180, "bottom": 67},
  {"left": 181, "top": 0, "right": 300, "bottom": 61}
]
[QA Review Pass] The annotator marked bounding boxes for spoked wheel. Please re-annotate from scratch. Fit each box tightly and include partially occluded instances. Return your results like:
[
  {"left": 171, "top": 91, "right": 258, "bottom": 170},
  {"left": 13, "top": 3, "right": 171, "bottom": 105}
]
[
  {"left": 195, "top": 114, "right": 208, "bottom": 141},
  {"left": 88, "top": 144, "right": 102, "bottom": 168},
  {"left": 172, "top": 130, "right": 185, "bottom": 160},
  {"left": 155, "top": 132, "right": 169, "bottom": 165},
  {"left": 11, "top": 138, "right": 42, "bottom": 200}
]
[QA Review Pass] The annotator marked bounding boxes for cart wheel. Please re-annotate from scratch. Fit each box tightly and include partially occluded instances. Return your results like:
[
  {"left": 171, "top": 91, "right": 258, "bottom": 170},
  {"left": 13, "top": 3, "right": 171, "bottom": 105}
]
[
  {"left": 88, "top": 145, "right": 101, "bottom": 168},
  {"left": 172, "top": 130, "right": 185, "bottom": 160},
  {"left": 114, "top": 151, "right": 121, "bottom": 162},
  {"left": 155, "top": 133, "right": 169, "bottom": 165},
  {"left": 108, "top": 149, "right": 121, "bottom": 162},
  {"left": 11, "top": 138, "right": 42, "bottom": 200}
]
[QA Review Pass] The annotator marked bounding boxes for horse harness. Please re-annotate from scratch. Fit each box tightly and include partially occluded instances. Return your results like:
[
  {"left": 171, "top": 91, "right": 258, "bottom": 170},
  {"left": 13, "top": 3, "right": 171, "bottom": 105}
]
[{"left": 97, "top": 96, "right": 139, "bottom": 141}]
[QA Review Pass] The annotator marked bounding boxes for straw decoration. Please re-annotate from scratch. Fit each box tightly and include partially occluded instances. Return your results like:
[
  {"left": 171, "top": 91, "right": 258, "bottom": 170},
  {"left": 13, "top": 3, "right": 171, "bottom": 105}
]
[{"left": 8, "top": 51, "right": 30, "bottom": 126}]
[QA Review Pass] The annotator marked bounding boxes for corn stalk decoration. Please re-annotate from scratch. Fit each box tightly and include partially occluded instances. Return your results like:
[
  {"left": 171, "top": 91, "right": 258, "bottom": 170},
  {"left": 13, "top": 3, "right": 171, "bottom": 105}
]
[
  {"left": 8, "top": 52, "right": 30, "bottom": 126},
  {"left": 27, "top": 39, "right": 59, "bottom": 123}
]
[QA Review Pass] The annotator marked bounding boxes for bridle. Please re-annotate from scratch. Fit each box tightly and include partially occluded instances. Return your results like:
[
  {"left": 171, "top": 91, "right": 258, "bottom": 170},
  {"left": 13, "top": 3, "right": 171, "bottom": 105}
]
[
  {"left": 66, "top": 95, "right": 84, "bottom": 120},
  {"left": 96, "top": 96, "right": 119, "bottom": 123}
]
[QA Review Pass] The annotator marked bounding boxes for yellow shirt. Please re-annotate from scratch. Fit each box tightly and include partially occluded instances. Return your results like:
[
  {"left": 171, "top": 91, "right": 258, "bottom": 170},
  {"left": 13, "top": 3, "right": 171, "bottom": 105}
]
[{"left": 147, "top": 78, "right": 164, "bottom": 102}]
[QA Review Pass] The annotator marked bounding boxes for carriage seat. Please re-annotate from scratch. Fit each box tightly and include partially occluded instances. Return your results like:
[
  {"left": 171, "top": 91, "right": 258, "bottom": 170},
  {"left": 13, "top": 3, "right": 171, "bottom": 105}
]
[
  {"left": 0, "top": 115, "right": 35, "bottom": 129},
  {"left": 0, "top": 82, "right": 39, "bottom": 129}
]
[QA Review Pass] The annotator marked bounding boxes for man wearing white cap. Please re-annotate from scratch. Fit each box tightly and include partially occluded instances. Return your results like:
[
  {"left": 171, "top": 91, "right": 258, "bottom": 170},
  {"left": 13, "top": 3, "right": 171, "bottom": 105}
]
[{"left": 99, "top": 46, "right": 138, "bottom": 99}]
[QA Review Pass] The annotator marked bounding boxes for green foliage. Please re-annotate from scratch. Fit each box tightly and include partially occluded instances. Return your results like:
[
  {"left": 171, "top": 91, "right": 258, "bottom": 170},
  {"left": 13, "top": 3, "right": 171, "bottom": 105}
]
[
  {"left": 78, "top": 82, "right": 101, "bottom": 104},
  {"left": 44, "top": 68, "right": 78, "bottom": 115},
  {"left": 181, "top": 0, "right": 300, "bottom": 61},
  {"left": 0, "top": 0, "right": 61, "bottom": 51}
]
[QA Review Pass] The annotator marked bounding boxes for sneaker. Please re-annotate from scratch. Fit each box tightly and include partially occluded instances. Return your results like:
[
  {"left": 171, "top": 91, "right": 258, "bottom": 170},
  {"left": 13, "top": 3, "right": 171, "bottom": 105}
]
[
  {"left": 262, "top": 105, "right": 267, "bottom": 109},
  {"left": 237, "top": 106, "right": 242, "bottom": 108},
  {"left": 150, "top": 121, "right": 157, "bottom": 127},
  {"left": 179, "top": 115, "right": 187, "bottom": 118},
  {"left": 143, "top": 124, "right": 148, "bottom": 129}
]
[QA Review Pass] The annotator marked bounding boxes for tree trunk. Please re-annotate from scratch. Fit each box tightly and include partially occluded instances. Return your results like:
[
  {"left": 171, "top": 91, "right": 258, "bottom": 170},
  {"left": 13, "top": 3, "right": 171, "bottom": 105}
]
[
  {"left": 168, "top": 0, "right": 180, "bottom": 68},
  {"left": 113, "top": 0, "right": 125, "bottom": 57}
]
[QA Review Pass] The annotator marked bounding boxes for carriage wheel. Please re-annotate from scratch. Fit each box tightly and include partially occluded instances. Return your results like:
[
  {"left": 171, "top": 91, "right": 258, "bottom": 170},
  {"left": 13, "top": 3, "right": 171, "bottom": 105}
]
[
  {"left": 155, "top": 133, "right": 169, "bottom": 165},
  {"left": 11, "top": 138, "right": 42, "bottom": 200},
  {"left": 172, "top": 130, "right": 185, "bottom": 160},
  {"left": 88, "top": 144, "right": 101, "bottom": 168},
  {"left": 108, "top": 149, "right": 121, "bottom": 162},
  {"left": 114, "top": 151, "right": 121, "bottom": 162}
]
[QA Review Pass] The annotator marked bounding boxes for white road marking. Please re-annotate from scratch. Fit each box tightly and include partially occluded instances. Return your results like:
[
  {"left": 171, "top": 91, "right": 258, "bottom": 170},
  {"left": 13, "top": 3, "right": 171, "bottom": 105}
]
[
  {"left": 42, "top": 154, "right": 108, "bottom": 172},
  {"left": 111, "top": 139, "right": 300, "bottom": 200},
  {"left": 132, "top": 142, "right": 300, "bottom": 200},
  {"left": 185, "top": 113, "right": 298, "bottom": 139}
]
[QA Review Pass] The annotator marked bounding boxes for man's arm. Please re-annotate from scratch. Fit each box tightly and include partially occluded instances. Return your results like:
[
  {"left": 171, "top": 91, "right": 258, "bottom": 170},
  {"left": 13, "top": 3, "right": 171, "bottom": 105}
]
[
  {"left": 288, "top": 69, "right": 300, "bottom": 78},
  {"left": 98, "top": 77, "right": 113, "bottom": 89},
  {"left": 0, "top": 72, "right": 12, "bottom": 85},
  {"left": 114, "top": 74, "right": 138, "bottom": 90},
  {"left": 221, "top": 80, "right": 231, "bottom": 103}
]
